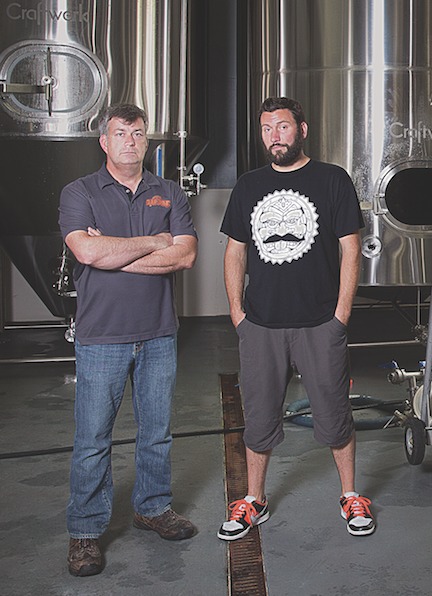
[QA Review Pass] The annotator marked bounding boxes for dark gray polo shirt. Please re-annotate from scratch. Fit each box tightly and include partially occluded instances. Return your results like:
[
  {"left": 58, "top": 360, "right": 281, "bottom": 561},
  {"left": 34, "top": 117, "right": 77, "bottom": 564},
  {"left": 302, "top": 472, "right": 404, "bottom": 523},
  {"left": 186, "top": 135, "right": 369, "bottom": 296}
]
[{"left": 59, "top": 165, "right": 197, "bottom": 345}]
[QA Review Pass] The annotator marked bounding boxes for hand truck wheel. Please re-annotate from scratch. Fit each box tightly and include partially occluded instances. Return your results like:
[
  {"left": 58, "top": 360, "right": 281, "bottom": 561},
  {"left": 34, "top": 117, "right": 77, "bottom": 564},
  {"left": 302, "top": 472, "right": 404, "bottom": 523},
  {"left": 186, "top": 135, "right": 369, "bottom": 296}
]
[{"left": 404, "top": 417, "right": 426, "bottom": 465}]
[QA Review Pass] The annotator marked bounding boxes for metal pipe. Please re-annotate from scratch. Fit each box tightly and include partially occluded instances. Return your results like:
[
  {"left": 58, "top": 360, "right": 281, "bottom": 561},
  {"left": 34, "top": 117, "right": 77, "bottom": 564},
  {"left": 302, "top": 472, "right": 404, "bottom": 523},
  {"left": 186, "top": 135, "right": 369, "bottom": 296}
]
[
  {"left": 177, "top": 0, "right": 188, "bottom": 186},
  {"left": 352, "top": 302, "right": 430, "bottom": 310},
  {"left": 4, "top": 323, "right": 68, "bottom": 330},
  {"left": 0, "top": 340, "right": 420, "bottom": 364},
  {"left": 420, "top": 302, "right": 432, "bottom": 424},
  {"left": 348, "top": 340, "right": 421, "bottom": 348},
  {"left": 0, "top": 356, "right": 75, "bottom": 364}
]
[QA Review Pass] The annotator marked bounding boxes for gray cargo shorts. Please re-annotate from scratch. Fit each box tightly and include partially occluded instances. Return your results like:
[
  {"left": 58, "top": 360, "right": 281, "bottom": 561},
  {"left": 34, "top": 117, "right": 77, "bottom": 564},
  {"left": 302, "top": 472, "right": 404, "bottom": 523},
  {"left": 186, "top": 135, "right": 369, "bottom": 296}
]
[{"left": 236, "top": 316, "right": 354, "bottom": 451}]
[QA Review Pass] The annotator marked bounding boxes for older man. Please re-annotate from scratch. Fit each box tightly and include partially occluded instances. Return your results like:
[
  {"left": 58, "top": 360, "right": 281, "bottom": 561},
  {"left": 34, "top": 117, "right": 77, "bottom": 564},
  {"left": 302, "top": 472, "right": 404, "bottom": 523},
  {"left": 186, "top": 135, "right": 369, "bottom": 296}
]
[{"left": 59, "top": 104, "right": 198, "bottom": 576}]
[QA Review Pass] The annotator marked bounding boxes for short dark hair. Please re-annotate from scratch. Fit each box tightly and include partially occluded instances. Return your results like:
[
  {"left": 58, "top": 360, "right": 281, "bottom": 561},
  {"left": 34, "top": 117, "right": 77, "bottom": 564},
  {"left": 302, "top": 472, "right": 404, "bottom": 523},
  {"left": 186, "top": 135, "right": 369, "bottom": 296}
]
[
  {"left": 98, "top": 104, "right": 148, "bottom": 135},
  {"left": 258, "top": 97, "right": 306, "bottom": 127}
]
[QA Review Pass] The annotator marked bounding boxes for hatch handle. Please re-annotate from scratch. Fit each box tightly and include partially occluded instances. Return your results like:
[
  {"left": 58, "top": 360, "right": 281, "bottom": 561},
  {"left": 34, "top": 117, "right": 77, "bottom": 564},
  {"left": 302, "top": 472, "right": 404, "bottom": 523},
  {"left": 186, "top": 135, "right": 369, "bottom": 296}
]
[{"left": 0, "top": 47, "right": 54, "bottom": 116}]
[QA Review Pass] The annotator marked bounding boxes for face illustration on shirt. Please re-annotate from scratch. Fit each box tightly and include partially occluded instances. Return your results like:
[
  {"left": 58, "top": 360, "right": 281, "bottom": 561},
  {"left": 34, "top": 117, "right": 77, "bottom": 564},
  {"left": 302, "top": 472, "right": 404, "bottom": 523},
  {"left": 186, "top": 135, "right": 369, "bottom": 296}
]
[{"left": 251, "top": 189, "right": 319, "bottom": 264}]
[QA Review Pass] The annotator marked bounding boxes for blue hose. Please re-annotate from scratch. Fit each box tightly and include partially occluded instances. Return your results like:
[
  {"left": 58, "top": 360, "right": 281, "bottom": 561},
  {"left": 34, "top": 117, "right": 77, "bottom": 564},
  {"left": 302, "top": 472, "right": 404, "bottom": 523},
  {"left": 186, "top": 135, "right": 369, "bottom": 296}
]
[{"left": 285, "top": 395, "right": 394, "bottom": 430}]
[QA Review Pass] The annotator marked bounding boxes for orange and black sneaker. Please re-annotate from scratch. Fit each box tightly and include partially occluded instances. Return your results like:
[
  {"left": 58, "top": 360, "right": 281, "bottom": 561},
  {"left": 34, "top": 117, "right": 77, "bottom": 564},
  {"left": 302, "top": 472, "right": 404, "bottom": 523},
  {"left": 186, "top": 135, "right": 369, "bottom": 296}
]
[
  {"left": 340, "top": 493, "right": 375, "bottom": 536},
  {"left": 217, "top": 495, "right": 269, "bottom": 541}
]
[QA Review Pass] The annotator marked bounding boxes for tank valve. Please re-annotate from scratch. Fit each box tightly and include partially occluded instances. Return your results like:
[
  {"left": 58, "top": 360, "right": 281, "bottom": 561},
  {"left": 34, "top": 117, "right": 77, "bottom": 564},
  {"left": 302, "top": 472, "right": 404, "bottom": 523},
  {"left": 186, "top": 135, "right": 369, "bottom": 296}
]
[
  {"left": 53, "top": 243, "right": 76, "bottom": 298},
  {"left": 387, "top": 366, "right": 424, "bottom": 385},
  {"left": 180, "top": 163, "right": 207, "bottom": 197},
  {"left": 361, "top": 235, "right": 382, "bottom": 258},
  {"left": 64, "top": 320, "right": 75, "bottom": 343}
]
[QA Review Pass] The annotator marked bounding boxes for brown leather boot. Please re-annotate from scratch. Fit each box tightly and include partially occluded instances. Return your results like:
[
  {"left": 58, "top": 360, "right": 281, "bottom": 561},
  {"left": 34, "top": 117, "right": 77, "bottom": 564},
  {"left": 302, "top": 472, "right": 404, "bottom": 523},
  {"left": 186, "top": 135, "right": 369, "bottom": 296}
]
[
  {"left": 133, "top": 509, "right": 197, "bottom": 540},
  {"left": 67, "top": 538, "right": 103, "bottom": 576}
]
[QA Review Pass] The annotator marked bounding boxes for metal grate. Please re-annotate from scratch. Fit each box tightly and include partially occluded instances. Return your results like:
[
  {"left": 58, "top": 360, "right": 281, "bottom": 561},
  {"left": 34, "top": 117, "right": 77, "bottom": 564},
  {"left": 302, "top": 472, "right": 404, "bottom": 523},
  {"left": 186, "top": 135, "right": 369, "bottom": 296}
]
[{"left": 220, "top": 373, "right": 268, "bottom": 596}]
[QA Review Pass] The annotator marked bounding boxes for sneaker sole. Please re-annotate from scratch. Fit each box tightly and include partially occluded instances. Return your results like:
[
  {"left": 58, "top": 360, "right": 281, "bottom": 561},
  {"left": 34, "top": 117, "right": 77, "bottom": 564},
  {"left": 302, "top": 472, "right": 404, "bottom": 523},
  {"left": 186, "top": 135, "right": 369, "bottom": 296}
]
[
  {"left": 346, "top": 524, "right": 376, "bottom": 537},
  {"left": 340, "top": 510, "right": 375, "bottom": 537},
  {"left": 217, "top": 511, "right": 270, "bottom": 541}
]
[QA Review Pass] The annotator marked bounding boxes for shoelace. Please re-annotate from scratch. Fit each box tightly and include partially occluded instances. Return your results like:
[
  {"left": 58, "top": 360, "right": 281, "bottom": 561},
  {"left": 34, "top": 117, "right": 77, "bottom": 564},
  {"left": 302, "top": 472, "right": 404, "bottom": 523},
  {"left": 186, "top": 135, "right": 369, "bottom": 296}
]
[
  {"left": 162, "top": 510, "right": 180, "bottom": 528},
  {"left": 71, "top": 539, "right": 99, "bottom": 559},
  {"left": 228, "top": 499, "right": 258, "bottom": 524},
  {"left": 342, "top": 495, "right": 372, "bottom": 518},
  {"left": 79, "top": 539, "right": 99, "bottom": 551}
]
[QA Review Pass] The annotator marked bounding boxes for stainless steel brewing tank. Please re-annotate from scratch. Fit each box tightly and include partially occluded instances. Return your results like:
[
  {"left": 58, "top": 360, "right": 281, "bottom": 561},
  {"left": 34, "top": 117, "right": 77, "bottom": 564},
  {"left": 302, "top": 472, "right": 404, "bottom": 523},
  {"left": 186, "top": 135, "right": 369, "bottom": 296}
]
[
  {"left": 239, "top": 0, "right": 432, "bottom": 288},
  {"left": 0, "top": 0, "right": 207, "bottom": 318}
]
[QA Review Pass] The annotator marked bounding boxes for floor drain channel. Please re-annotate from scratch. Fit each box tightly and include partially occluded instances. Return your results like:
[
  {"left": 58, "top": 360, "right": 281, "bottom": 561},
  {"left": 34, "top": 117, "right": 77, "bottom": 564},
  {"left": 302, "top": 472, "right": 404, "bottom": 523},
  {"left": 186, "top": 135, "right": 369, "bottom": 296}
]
[{"left": 220, "top": 373, "right": 268, "bottom": 596}]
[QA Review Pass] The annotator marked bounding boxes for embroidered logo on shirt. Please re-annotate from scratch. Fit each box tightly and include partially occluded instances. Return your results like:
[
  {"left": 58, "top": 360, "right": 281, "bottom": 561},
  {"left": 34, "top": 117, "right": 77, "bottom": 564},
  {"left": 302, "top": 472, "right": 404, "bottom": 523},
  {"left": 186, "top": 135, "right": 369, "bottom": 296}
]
[
  {"left": 146, "top": 195, "right": 171, "bottom": 208},
  {"left": 251, "top": 189, "right": 319, "bottom": 265}
]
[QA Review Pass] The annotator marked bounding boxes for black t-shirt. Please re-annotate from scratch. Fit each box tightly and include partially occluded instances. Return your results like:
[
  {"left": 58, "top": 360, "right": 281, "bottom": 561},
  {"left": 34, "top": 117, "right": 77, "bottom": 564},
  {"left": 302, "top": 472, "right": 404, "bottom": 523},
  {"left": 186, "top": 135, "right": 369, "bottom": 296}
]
[{"left": 220, "top": 160, "right": 364, "bottom": 328}]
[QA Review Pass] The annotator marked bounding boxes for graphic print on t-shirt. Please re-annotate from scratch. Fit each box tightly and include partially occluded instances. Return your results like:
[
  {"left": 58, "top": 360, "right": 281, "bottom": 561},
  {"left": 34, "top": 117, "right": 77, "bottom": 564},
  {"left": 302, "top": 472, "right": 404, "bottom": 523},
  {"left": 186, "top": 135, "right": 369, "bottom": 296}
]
[{"left": 251, "top": 189, "right": 319, "bottom": 265}]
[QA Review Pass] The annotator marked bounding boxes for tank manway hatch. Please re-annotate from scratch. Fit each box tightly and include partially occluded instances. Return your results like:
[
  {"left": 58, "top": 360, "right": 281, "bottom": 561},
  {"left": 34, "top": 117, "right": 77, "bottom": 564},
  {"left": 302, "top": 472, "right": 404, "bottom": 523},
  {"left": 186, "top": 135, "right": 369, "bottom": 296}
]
[{"left": 0, "top": 40, "right": 107, "bottom": 136}]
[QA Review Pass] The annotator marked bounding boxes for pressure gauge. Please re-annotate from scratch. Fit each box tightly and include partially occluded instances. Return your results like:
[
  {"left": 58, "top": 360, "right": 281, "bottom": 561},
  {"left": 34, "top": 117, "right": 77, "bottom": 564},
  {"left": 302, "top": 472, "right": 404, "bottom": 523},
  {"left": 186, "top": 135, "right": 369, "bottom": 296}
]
[{"left": 193, "top": 163, "right": 204, "bottom": 175}]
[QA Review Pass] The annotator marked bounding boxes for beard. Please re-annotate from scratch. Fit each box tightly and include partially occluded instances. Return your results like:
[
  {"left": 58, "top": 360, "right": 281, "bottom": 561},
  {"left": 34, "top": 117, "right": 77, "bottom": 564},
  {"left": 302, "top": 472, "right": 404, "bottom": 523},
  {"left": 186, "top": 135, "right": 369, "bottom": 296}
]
[{"left": 265, "top": 128, "right": 304, "bottom": 167}]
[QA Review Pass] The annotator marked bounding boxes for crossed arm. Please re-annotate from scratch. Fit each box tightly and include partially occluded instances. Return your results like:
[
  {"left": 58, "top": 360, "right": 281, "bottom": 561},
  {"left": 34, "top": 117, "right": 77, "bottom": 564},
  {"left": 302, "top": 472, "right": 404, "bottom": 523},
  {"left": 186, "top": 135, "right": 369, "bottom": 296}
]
[{"left": 65, "top": 228, "right": 197, "bottom": 274}]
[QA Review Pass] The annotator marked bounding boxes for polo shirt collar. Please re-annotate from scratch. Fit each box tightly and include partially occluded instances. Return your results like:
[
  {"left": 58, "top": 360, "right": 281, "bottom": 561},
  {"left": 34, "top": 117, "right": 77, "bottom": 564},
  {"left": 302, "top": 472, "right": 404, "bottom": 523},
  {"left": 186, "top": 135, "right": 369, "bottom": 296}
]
[{"left": 97, "top": 164, "right": 162, "bottom": 191}]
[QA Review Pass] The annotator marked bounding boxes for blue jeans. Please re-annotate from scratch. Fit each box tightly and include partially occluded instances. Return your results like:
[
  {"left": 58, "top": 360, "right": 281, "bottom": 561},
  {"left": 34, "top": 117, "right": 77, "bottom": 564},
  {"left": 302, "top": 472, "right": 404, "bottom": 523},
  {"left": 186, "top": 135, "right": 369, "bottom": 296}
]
[{"left": 67, "top": 335, "right": 177, "bottom": 538}]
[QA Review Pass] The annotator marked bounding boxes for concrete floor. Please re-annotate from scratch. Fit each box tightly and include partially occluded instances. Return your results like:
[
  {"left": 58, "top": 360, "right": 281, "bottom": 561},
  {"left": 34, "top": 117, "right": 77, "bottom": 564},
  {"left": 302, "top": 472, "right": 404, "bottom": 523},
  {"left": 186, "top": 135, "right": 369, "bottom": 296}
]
[{"left": 1, "top": 312, "right": 432, "bottom": 596}]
